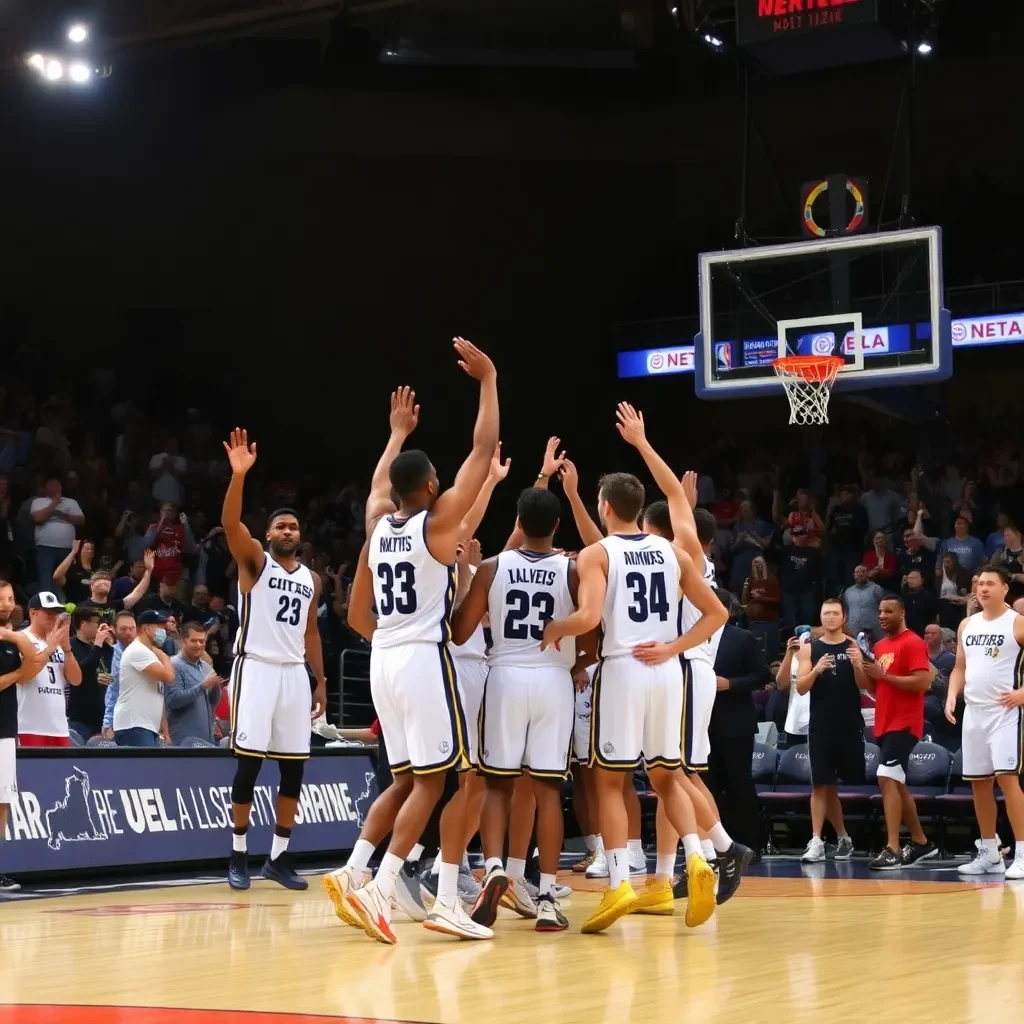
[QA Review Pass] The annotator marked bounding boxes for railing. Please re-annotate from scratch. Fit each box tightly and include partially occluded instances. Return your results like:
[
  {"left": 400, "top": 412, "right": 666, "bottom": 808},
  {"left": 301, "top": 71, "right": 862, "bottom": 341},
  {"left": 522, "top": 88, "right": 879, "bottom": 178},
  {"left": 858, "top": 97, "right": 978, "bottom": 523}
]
[{"left": 337, "top": 646, "right": 373, "bottom": 728}]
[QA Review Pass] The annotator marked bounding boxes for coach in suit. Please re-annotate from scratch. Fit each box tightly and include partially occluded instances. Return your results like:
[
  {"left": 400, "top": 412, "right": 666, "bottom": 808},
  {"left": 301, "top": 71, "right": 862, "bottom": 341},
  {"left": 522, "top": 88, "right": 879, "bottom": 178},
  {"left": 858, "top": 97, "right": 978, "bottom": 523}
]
[{"left": 709, "top": 592, "right": 772, "bottom": 853}]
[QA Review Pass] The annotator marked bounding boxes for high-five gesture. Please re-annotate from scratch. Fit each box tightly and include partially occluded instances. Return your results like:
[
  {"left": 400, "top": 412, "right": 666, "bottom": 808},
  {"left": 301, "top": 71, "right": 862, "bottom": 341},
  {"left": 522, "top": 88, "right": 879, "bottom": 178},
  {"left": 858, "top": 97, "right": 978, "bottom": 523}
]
[
  {"left": 541, "top": 436, "right": 566, "bottom": 479},
  {"left": 390, "top": 386, "right": 420, "bottom": 438},
  {"left": 453, "top": 337, "right": 496, "bottom": 382},
  {"left": 559, "top": 458, "right": 579, "bottom": 500},
  {"left": 488, "top": 442, "right": 511, "bottom": 483},
  {"left": 615, "top": 402, "right": 646, "bottom": 448},
  {"left": 223, "top": 428, "right": 257, "bottom": 477},
  {"left": 681, "top": 470, "right": 699, "bottom": 510}
]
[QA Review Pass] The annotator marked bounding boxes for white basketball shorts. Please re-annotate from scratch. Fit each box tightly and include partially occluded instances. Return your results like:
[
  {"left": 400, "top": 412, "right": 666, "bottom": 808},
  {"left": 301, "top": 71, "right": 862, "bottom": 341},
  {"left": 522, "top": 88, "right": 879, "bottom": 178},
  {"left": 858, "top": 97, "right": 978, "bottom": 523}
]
[
  {"left": 0, "top": 737, "right": 17, "bottom": 803},
  {"left": 371, "top": 642, "right": 468, "bottom": 775},
  {"left": 962, "top": 702, "right": 1023, "bottom": 780},
  {"left": 452, "top": 655, "right": 486, "bottom": 767},
  {"left": 682, "top": 658, "right": 716, "bottom": 773},
  {"left": 478, "top": 665, "right": 574, "bottom": 779},
  {"left": 230, "top": 656, "right": 312, "bottom": 759},
  {"left": 572, "top": 680, "right": 593, "bottom": 764},
  {"left": 590, "top": 656, "right": 684, "bottom": 771}
]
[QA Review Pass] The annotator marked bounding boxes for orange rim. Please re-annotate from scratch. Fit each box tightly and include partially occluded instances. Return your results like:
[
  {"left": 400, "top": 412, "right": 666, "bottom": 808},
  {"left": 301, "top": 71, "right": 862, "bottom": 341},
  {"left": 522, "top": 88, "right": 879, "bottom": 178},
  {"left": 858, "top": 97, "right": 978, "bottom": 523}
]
[{"left": 772, "top": 355, "right": 845, "bottom": 383}]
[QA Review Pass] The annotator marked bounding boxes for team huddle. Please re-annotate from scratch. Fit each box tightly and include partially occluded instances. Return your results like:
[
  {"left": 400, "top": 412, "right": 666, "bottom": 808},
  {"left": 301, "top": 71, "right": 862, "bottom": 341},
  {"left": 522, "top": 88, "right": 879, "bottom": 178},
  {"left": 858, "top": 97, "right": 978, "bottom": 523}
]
[{"left": 202, "top": 338, "right": 1024, "bottom": 947}]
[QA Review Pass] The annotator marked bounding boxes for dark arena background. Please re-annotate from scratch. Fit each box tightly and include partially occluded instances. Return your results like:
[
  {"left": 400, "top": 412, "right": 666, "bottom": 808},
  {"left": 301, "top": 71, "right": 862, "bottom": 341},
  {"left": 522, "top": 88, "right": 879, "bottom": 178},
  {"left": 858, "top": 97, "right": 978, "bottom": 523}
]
[{"left": 2, "top": 1, "right": 1024, "bottom": 1022}]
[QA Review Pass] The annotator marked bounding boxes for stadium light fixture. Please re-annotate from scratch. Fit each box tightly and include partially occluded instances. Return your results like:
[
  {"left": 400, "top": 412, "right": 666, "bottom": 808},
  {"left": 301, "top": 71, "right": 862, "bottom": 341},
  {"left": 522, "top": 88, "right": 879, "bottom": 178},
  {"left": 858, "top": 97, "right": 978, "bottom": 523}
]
[
  {"left": 703, "top": 32, "right": 725, "bottom": 51},
  {"left": 916, "top": 40, "right": 933, "bottom": 55},
  {"left": 45, "top": 59, "right": 64, "bottom": 80},
  {"left": 27, "top": 53, "right": 45, "bottom": 71},
  {"left": 68, "top": 24, "right": 89, "bottom": 44},
  {"left": 69, "top": 62, "right": 91, "bottom": 83}
]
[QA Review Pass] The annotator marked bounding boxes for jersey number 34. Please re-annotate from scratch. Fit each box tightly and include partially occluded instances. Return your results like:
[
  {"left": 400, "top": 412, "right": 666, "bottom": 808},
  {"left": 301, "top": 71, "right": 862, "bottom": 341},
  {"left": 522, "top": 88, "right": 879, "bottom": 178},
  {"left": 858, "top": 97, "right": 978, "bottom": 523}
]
[{"left": 625, "top": 571, "right": 669, "bottom": 622}]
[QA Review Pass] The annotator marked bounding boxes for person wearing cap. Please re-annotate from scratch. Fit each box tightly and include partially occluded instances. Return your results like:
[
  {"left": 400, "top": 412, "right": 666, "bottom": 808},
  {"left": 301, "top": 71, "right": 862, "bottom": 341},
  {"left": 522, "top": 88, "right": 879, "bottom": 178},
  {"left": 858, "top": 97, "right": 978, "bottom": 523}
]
[
  {"left": 113, "top": 609, "right": 175, "bottom": 747},
  {"left": 17, "top": 592, "right": 82, "bottom": 748},
  {"left": 938, "top": 511, "right": 986, "bottom": 575},
  {"left": 77, "top": 550, "right": 154, "bottom": 627}
]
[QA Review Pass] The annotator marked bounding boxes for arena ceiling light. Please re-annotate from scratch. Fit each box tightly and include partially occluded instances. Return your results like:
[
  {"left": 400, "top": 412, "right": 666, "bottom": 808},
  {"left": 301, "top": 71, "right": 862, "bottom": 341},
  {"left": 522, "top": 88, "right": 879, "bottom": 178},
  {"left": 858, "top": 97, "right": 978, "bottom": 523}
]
[
  {"left": 23, "top": 51, "right": 109, "bottom": 86},
  {"left": 916, "top": 40, "right": 933, "bottom": 55},
  {"left": 702, "top": 32, "right": 725, "bottom": 50},
  {"left": 68, "top": 24, "right": 89, "bottom": 44},
  {"left": 69, "top": 61, "right": 91, "bottom": 82}
]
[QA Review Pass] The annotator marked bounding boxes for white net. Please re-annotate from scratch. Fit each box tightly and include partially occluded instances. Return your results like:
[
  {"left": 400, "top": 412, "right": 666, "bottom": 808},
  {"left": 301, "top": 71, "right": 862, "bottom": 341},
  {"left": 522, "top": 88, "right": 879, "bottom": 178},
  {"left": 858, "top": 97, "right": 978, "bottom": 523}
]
[{"left": 772, "top": 357, "right": 844, "bottom": 426}]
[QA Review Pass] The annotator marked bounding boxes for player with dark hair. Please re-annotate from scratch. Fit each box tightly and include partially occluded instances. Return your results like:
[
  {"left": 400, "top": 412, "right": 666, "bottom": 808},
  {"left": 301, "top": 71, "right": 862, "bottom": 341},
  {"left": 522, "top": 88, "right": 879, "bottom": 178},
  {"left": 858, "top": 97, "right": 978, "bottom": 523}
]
[
  {"left": 327, "top": 338, "right": 500, "bottom": 944},
  {"left": 222, "top": 431, "right": 326, "bottom": 892},
  {"left": 857, "top": 595, "right": 937, "bottom": 870},
  {"left": 542, "top": 403, "right": 728, "bottom": 933}
]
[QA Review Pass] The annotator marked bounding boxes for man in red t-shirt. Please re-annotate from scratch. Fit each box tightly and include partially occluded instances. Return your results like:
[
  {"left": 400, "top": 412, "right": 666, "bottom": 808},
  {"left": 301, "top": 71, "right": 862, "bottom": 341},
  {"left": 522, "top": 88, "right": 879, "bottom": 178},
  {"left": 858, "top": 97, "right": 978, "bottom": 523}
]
[{"left": 854, "top": 596, "right": 937, "bottom": 869}]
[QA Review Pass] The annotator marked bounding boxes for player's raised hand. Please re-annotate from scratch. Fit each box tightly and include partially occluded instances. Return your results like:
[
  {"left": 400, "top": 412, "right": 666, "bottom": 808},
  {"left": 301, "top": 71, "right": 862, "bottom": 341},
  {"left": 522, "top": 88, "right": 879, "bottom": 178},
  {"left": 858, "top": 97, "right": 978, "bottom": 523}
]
[
  {"left": 466, "top": 538, "right": 482, "bottom": 566},
  {"left": 389, "top": 386, "right": 420, "bottom": 438},
  {"left": 223, "top": 428, "right": 257, "bottom": 476},
  {"left": 541, "top": 436, "right": 566, "bottom": 478},
  {"left": 453, "top": 337, "right": 496, "bottom": 381},
  {"left": 559, "top": 458, "right": 580, "bottom": 499},
  {"left": 615, "top": 402, "right": 646, "bottom": 448},
  {"left": 681, "top": 470, "right": 699, "bottom": 509},
  {"left": 488, "top": 442, "right": 511, "bottom": 482}
]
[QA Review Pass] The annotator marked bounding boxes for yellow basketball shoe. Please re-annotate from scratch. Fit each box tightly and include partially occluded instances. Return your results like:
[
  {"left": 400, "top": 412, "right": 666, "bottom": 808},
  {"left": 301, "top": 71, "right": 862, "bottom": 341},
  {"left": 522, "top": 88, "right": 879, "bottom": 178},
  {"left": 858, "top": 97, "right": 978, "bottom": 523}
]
[
  {"left": 684, "top": 853, "right": 717, "bottom": 928},
  {"left": 630, "top": 879, "right": 674, "bottom": 916},
  {"left": 581, "top": 879, "right": 637, "bottom": 934}
]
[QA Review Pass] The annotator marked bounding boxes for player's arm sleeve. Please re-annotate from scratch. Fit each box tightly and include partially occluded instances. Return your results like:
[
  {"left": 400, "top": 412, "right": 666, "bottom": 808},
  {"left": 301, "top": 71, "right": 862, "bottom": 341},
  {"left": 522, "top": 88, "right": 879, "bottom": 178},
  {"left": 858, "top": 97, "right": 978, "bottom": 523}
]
[{"left": 450, "top": 560, "right": 494, "bottom": 646}]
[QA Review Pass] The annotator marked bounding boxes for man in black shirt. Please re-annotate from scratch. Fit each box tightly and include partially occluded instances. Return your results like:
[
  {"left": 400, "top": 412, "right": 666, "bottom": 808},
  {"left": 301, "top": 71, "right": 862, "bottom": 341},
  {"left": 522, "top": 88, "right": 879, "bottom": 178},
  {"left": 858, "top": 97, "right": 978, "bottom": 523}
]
[
  {"left": 901, "top": 570, "right": 940, "bottom": 637},
  {"left": 897, "top": 529, "right": 937, "bottom": 584},
  {"left": 794, "top": 597, "right": 866, "bottom": 862},
  {"left": 69, "top": 607, "right": 116, "bottom": 740},
  {"left": 779, "top": 543, "right": 824, "bottom": 636},
  {"left": 827, "top": 486, "right": 869, "bottom": 593},
  {"left": 77, "top": 554, "right": 153, "bottom": 627},
  {"left": 0, "top": 578, "right": 47, "bottom": 891},
  {"left": 134, "top": 574, "right": 201, "bottom": 627}
]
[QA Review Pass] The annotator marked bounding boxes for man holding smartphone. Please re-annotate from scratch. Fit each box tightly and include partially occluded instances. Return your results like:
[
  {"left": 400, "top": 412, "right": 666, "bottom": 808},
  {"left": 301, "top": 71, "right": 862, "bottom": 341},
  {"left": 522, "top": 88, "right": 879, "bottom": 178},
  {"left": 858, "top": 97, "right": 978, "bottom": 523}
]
[
  {"left": 69, "top": 608, "right": 116, "bottom": 740},
  {"left": 795, "top": 598, "right": 866, "bottom": 862}
]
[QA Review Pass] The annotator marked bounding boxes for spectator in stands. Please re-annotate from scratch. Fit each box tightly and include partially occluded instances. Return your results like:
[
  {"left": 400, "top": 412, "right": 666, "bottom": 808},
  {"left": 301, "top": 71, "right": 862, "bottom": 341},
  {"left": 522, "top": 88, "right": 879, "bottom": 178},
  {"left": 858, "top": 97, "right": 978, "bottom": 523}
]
[
  {"left": 937, "top": 551, "right": 972, "bottom": 629},
  {"left": 842, "top": 565, "right": 885, "bottom": 641},
  {"left": 111, "top": 558, "right": 147, "bottom": 601},
  {"left": 860, "top": 475, "right": 901, "bottom": 539},
  {"left": 990, "top": 524, "right": 1024, "bottom": 602},
  {"left": 741, "top": 556, "right": 781, "bottom": 658},
  {"left": 826, "top": 485, "right": 869, "bottom": 594},
  {"left": 777, "top": 489, "right": 824, "bottom": 548},
  {"left": 135, "top": 573, "right": 201, "bottom": 625},
  {"left": 898, "top": 525, "right": 937, "bottom": 583},
  {"left": 985, "top": 511, "right": 1012, "bottom": 557},
  {"left": 114, "top": 509, "right": 149, "bottom": 566},
  {"left": 939, "top": 513, "right": 986, "bottom": 573},
  {"left": 102, "top": 610, "right": 137, "bottom": 738},
  {"left": 863, "top": 530, "right": 899, "bottom": 592},
  {"left": 142, "top": 503, "right": 197, "bottom": 586},
  {"left": 196, "top": 526, "right": 233, "bottom": 599},
  {"left": 924, "top": 623, "right": 955, "bottom": 679},
  {"left": 901, "top": 570, "right": 939, "bottom": 637},
  {"left": 0, "top": 474, "right": 13, "bottom": 581},
  {"left": 52, "top": 539, "right": 97, "bottom": 604},
  {"left": 778, "top": 539, "right": 823, "bottom": 636},
  {"left": 68, "top": 608, "right": 115, "bottom": 740},
  {"left": 952, "top": 480, "right": 987, "bottom": 537},
  {"left": 162, "top": 615, "right": 182, "bottom": 656},
  {"left": 112, "top": 609, "right": 174, "bottom": 747},
  {"left": 728, "top": 501, "right": 774, "bottom": 591},
  {"left": 30, "top": 476, "right": 85, "bottom": 594},
  {"left": 77, "top": 553, "right": 153, "bottom": 626},
  {"left": 924, "top": 624, "right": 961, "bottom": 750},
  {"left": 149, "top": 438, "right": 187, "bottom": 508},
  {"left": 165, "top": 622, "right": 224, "bottom": 745},
  {"left": 191, "top": 583, "right": 211, "bottom": 619}
]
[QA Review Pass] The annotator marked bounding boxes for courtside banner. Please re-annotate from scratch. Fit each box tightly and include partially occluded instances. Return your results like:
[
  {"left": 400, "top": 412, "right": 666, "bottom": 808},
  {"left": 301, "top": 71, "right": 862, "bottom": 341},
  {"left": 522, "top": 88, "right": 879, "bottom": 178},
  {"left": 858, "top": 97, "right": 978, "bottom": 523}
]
[{"left": 1, "top": 749, "right": 378, "bottom": 874}]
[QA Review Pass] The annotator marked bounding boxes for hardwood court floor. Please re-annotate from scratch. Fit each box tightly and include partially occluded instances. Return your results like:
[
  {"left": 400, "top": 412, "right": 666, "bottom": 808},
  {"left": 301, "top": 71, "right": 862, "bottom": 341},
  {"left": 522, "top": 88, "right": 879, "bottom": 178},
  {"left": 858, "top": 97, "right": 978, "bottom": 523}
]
[{"left": 3, "top": 865, "right": 1024, "bottom": 1024}]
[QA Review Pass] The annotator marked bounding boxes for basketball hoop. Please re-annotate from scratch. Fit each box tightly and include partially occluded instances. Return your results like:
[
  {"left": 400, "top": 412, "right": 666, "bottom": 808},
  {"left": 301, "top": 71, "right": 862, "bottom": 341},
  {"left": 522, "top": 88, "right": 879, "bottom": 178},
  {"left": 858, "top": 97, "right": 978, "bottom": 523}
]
[{"left": 772, "top": 355, "right": 845, "bottom": 426}]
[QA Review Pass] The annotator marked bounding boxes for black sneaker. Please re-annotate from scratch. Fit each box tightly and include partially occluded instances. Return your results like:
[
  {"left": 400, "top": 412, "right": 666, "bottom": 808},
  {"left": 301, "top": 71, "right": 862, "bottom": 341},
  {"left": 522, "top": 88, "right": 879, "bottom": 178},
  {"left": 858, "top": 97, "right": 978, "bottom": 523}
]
[
  {"left": 471, "top": 867, "right": 510, "bottom": 928},
  {"left": 900, "top": 839, "right": 939, "bottom": 866},
  {"left": 869, "top": 846, "right": 903, "bottom": 871},
  {"left": 0, "top": 874, "right": 21, "bottom": 893},
  {"left": 535, "top": 893, "right": 568, "bottom": 932},
  {"left": 228, "top": 851, "right": 250, "bottom": 891},
  {"left": 671, "top": 872, "right": 688, "bottom": 900},
  {"left": 419, "top": 862, "right": 439, "bottom": 906},
  {"left": 716, "top": 842, "right": 754, "bottom": 905},
  {"left": 261, "top": 851, "right": 308, "bottom": 890}
]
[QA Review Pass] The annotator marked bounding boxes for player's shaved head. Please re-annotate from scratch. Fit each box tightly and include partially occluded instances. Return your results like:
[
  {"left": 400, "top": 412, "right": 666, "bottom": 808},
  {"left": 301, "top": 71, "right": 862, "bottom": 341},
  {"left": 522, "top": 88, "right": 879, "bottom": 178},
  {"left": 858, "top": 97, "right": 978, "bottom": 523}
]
[
  {"left": 516, "top": 488, "right": 560, "bottom": 540},
  {"left": 598, "top": 473, "right": 645, "bottom": 525},
  {"left": 390, "top": 449, "right": 437, "bottom": 505}
]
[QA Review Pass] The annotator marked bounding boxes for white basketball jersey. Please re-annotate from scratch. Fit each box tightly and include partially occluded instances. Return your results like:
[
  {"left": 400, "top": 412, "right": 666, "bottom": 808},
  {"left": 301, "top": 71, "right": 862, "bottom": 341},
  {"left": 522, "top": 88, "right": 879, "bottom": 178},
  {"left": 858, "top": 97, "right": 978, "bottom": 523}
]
[
  {"left": 452, "top": 566, "right": 487, "bottom": 662},
  {"left": 235, "top": 553, "right": 316, "bottom": 664},
  {"left": 17, "top": 631, "right": 70, "bottom": 737},
  {"left": 962, "top": 608, "right": 1022, "bottom": 705},
  {"left": 682, "top": 552, "right": 723, "bottom": 665},
  {"left": 598, "top": 533, "right": 681, "bottom": 659},
  {"left": 369, "top": 510, "right": 455, "bottom": 649},
  {"left": 487, "top": 549, "right": 576, "bottom": 669}
]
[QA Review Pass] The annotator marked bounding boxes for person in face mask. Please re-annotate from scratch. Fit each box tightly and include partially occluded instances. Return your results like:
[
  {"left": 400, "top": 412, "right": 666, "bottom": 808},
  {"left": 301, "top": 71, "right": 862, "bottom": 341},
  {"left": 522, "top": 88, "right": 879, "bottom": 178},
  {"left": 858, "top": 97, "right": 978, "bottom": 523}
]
[{"left": 112, "top": 609, "right": 175, "bottom": 747}]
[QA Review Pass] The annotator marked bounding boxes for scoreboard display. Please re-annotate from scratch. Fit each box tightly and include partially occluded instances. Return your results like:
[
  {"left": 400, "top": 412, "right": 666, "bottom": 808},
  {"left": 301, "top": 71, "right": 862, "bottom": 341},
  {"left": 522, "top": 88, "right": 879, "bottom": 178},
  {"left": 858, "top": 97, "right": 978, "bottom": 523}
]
[{"left": 736, "top": 0, "right": 878, "bottom": 46}]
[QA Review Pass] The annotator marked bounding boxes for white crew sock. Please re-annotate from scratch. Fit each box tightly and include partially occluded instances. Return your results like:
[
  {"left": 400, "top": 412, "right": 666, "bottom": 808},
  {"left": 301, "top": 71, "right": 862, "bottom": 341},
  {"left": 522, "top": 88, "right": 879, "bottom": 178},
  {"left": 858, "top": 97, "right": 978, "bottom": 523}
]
[
  {"left": 585, "top": 834, "right": 598, "bottom": 852},
  {"left": 430, "top": 857, "right": 441, "bottom": 877},
  {"left": 341, "top": 838, "right": 374, "bottom": 875},
  {"left": 539, "top": 872, "right": 557, "bottom": 897},
  {"left": 682, "top": 834, "right": 702, "bottom": 860},
  {"left": 485, "top": 856, "right": 503, "bottom": 874},
  {"left": 506, "top": 857, "right": 527, "bottom": 880},
  {"left": 627, "top": 838, "right": 643, "bottom": 856},
  {"left": 607, "top": 848, "right": 629, "bottom": 888},
  {"left": 436, "top": 861, "right": 459, "bottom": 908},
  {"left": 232, "top": 832, "right": 247, "bottom": 853},
  {"left": 709, "top": 822, "right": 732, "bottom": 854},
  {"left": 701, "top": 839, "right": 716, "bottom": 862},
  {"left": 376, "top": 852, "right": 404, "bottom": 901},
  {"left": 408, "top": 843, "right": 424, "bottom": 863},
  {"left": 1016, "top": 841, "right": 1024, "bottom": 859},
  {"left": 270, "top": 833, "right": 289, "bottom": 860},
  {"left": 656, "top": 854, "right": 676, "bottom": 880}
]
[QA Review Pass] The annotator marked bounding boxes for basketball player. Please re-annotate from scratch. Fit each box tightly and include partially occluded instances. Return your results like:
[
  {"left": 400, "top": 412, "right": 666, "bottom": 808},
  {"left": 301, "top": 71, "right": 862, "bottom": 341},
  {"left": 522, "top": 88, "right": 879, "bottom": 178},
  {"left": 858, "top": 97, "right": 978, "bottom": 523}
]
[
  {"left": 451, "top": 487, "right": 579, "bottom": 932},
  {"left": 221, "top": 429, "right": 326, "bottom": 892},
  {"left": 857, "top": 596, "right": 937, "bottom": 870},
  {"left": 328, "top": 338, "right": 499, "bottom": 944},
  {"left": 17, "top": 593, "right": 81, "bottom": 747},
  {"left": 947, "top": 565, "right": 1024, "bottom": 878},
  {"left": 794, "top": 598, "right": 866, "bottom": 859},
  {"left": 542, "top": 406, "right": 727, "bottom": 933},
  {"left": 0, "top": 579, "right": 50, "bottom": 892}
]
